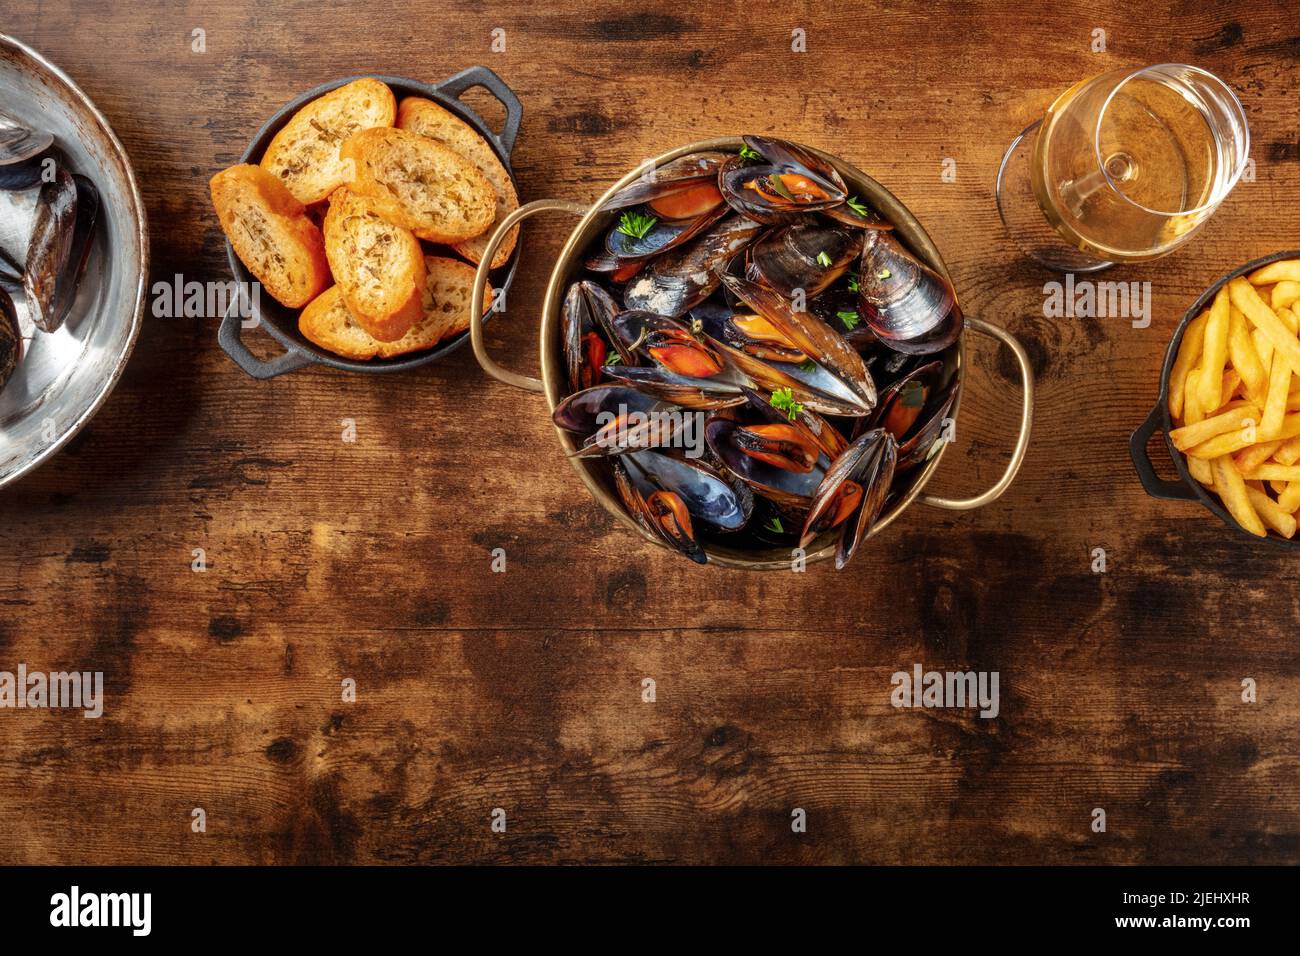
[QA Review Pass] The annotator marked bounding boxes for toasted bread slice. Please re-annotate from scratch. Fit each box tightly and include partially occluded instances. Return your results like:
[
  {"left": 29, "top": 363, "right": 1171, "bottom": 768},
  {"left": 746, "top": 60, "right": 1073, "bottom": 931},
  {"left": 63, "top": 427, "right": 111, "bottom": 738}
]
[
  {"left": 261, "top": 78, "right": 396, "bottom": 204},
  {"left": 299, "top": 257, "right": 491, "bottom": 360},
  {"left": 341, "top": 127, "right": 495, "bottom": 243},
  {"left": 210, "top": 164, "right": 330, "bottom": 308},
  {"left": 323, "top": 188, "right": 425, "bottom": 341},
  {"left": 396, "top": 97, "right": 519, "bottom": 268}
]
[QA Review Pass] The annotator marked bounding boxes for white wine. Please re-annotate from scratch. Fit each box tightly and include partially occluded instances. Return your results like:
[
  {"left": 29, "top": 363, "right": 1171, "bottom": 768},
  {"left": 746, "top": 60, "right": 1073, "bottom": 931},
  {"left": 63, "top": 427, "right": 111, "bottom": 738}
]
[{"left": 1031, "top": 66, "right": 1244, "bottom": 263}]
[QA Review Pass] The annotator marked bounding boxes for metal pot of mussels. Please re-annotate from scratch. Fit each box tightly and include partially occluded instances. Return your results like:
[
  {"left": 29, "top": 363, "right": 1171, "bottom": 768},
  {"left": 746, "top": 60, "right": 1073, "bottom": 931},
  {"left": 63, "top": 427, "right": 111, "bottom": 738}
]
[{"left": 469, "top": 136, "right": 1034, "bottom": 570}]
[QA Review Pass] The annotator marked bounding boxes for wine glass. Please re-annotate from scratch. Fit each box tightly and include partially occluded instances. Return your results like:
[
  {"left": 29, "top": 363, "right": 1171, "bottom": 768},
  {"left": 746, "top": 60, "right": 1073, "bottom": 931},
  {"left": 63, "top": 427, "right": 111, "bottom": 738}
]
[{"left": 996, "top": 63, "right": 1250, "bottom": 272}]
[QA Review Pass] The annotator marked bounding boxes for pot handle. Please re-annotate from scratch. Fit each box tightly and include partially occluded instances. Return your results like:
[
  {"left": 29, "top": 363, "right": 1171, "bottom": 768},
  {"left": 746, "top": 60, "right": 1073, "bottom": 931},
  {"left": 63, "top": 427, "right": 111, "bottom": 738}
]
[
  {"left": 433, "top": 65, "right": 523, "bottom": 158},
  {"left": 217, "top": 294, "right": 314, "bottom": 380},
  {"left": 919, "top": 317, "right": 1034, "bottom": 510},
  {"left": 1130, "top": 400, "right": 1199, "bottom": 501},
  {"left": 470, "top": 198, "right": 588, "bottom": 393}
]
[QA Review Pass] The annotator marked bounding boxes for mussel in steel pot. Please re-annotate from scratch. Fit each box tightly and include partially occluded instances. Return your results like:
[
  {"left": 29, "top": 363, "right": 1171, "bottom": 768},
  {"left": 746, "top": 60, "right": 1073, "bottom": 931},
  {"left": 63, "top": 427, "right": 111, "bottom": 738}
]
[{"left": 467, "top": 135, "right": 1036, "bottom": 570}]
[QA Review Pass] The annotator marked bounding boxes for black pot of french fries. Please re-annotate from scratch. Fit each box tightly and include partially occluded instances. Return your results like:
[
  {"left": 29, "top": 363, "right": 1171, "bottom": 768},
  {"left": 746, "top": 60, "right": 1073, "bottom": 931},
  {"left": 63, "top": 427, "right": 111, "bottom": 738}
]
[{"left": 1132, "top": 250, "right": 1300, "bottom": 544}]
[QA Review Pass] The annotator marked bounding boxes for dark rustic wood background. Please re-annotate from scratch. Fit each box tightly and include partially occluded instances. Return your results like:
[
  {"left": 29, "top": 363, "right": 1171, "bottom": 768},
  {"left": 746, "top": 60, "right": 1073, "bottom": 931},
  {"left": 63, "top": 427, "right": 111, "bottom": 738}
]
[{"left": 0, "top": 0, "right": 1296, "bottom": 865}]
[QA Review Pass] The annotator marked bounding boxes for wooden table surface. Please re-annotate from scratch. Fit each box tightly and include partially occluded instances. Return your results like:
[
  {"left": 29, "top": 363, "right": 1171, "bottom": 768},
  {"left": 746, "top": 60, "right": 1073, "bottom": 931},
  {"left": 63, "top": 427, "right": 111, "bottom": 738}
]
[{"left": 1, "top": 0, "right": 1296, "bottom": 865}]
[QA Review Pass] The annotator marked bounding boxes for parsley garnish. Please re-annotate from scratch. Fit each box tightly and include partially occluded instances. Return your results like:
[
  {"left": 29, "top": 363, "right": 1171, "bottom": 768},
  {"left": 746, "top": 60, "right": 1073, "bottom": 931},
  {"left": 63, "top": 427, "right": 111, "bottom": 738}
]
[
  {"left": 738, "top": 144, "right": 762, "bottom": 161},
  {"left": 846, "top": 271, "right": 860, "bottom": 293},
  {"left": 836, "top": 310, "right": 861, "bottom": 330},
  {"left": 764, "top": 516, "right": 785, "bottom": 534},
  {"left": 770, "top": 387, "right": 804, "bottom": 421},
  {"left": 845, "top": 196, "right": 870, "bottom": 217},
  {"left": 603, "top": 352, "right": 622, "bottom": 366},
  {"left": 617, "top": 211, "right": 658, "bottom": 240},
  {"left": 816, "top": 251, "right": 832, "bottom": 267}
]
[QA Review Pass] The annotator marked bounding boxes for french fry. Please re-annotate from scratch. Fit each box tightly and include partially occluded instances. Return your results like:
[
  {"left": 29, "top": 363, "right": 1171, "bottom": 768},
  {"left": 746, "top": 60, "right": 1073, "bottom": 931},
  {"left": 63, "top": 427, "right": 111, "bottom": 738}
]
[
  {"left": 1228, "top": 306, "right": 1269, "bottom": 402},
  {"left": 1275, "top": 435, "right": 1300, "bottom": 466},
  {"left": 1245, "top": 487, "right": 1298, "bottom": 538},
  {"left": 1279, "top": 481, "right": 1300, "bottom": 513},
  {"left": 1188, "top": 456, "right": 1214, "bottom": 489},
  {"left": 1184, "top": 367, "right": 1207, "bottom": 424},
  {"left": 1169, "top": 401, "right": 1259, "bottom": 451},
  {"left": 1213, "top": 456, "right": 1268, "bottom": 536},
  {"left": 1168, "top": 309, "right": 1209, "bottom": 419},
  {"left": 1217, "top": 369, "right": 1242, "bottom": 411},
  {"left": 1253, "top": 327, "right": 1273, "bottom": 371},
  {"left": 1260, "top": 337, "right": 1294, "bottom": 439},
  {"left": 1272, "top": 280, "right": 1300, "bottom": 311},
  {"left": 1229, "top": 277, "right": 1300, "bottom": 379},
  {"left": 1197, "top": 286, "right": 1231, "bottom": 412},
  {"left": 1247, "top": 259, "right": 1300, "bottom": 286},
  {"left": 1236, "top": 438, "right": 1285, "bottom": 473},
  {"left": 1241, "top": 463, "right": 1300, "bottom": 482},
  {"left": 1186, "top": 411, "right": 1300, "bottom": 459}
]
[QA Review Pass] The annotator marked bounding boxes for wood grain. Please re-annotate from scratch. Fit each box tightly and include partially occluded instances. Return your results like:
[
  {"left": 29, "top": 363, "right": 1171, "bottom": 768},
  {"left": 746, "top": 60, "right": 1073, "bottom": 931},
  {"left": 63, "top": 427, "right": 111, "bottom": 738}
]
[{"left": 0, "top": 0, "right": 1297, "bottom": 865}]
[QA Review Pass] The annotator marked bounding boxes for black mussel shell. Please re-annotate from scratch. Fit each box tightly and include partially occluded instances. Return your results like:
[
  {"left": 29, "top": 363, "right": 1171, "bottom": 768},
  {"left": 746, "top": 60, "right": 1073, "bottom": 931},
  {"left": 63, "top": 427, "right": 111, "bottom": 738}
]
[
  {"left": 23, "top": 168, "right": 78, "bottom": 333},
  {"left": 599, "top": 152, "right": 731, "bottom": 212},
  {"left": 613, "top": 460, "right": 708, "bottom": 565},
  {"left": 800, "top": 428, "right": 898, "bottom": 569},
  {"left": 745, "top": 220, "right": 863, "bottom": 299},
  {"left": 622, "top": 214, "right": 764, "bottom": 319},
  {"left": 606, "top": 202, "right": 728, "bottom": 261},
  {"left": 625, "top": 449, "right": 753, "bottom": 532},
  {"left": 706, "top": 416, "right": 828, "bottom": 510},
  {"left": 719, "top": 136, "right": 847, "bottom": 221},
  {"left": 721, "top": 273, "right": 876, "bottom": 415},
  {"left": 870, "top": 360, "right": 959, "bottom": 470},
  {"left": 822, "top": 198, "right": 894, "bottom": 231},
  {"left": 553, "top": 384, "right": 694, "bottom": 457},
  {"left": 49, "top": 174, "right": 99, "bottom": 330},
  {"left": 858, "top": 231, "right": 963, "bottom": 355},
  {"left": 602, "top": 363, "right": 746, "bottom": 410},
  {"left": 811, "top": 285, "right": 876, "bottom": 348},
  {"left": 0, "top": 118, "right": 53, "bottom": 167},
  {"left": 0, "top": 152, "right": 50, "bottom": 191},
  {"left": 0, "top": 286, "right": 20, "bottom": 391},
  {"left": 610, "top": 310, "right": 727, "bottom": 379}
]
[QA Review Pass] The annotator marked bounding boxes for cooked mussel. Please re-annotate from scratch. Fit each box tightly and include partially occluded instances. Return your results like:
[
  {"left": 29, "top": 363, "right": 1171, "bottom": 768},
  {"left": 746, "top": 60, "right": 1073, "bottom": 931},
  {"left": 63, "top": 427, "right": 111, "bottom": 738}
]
[
  {"left": 613, "top": 459, "right": 707, "bottom": 564},
  {"left": 745, "top": 220, "right": 863, "bottom": 299},
  {"left": 553, "top": 384, "right": 695, "bottom": 457},
  {"left": 0, "top": 286, "right": 20, "bottom": 392},
  {"left": 600, "top": 152, "right": 731, "bottom": 212},
  {"left": 719, "top": 136, "right": 847, "bottom": 222},
  {"left": 871, "top": 360, "right": 958, "bottom": 470},
  {"left": 721, "top": 274, "right": 876, "bottom": 415},
  {"left": 606, "top": 202, "right": 728, "bottom": 261},
  {"left": 563, "top": 280, "right": 623, "bottom": 390},
  {"left": 705, "top": 415, "right": 830, "bottom": 511},
  {"left": 800, "top": 428, "right": 898, "bottom": 569},
  {"left": 624, "top": 448, "right": 753, "bottom": 532},
  {"left": 858, "top": 230, "right": 963, "bottom": 354},
  {"left": 23, "top": 168, "right": 78, "bottom": 333},
  {"left": 609, "top": 310, "right": 726, "bottom": 379},
  {"left": 623, "top": 214, "right": 763, "bottom": 318}
]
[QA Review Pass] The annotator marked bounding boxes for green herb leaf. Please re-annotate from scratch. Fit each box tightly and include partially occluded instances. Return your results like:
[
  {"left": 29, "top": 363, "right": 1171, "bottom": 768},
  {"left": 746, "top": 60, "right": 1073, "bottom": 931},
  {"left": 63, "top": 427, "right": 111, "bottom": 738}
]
[
  {"left": 876, "top": 268, "right": 892, "bottom": 280},
  {"left": 603, "top": 352, "right": 622, "bottom": 366},
  {"left": 846, "top": 271, "right": 860, "bottom": 293},
  {"left": 816, "top": 250, "right": 832, "bottom": 267},
  {"left": 764, "top": 516, "right": 785, "bottom": 534},
  {"left": 845, "top": 195, "right": 871, "bottom": 217},
  {"left": 770, "top": 386, "right": 804, "bottom": 421},
  {"left": 798, "top": 358, "right": 817, "bottom": 372},
  {"left": 617, "top": 211, "right": 658, "bottom": 240},
  {"left": 836, "top": 310, "right": 861, "bottom": 331},
  {"left": 738, "top": 144, "right": 762, "bottom": 162}
]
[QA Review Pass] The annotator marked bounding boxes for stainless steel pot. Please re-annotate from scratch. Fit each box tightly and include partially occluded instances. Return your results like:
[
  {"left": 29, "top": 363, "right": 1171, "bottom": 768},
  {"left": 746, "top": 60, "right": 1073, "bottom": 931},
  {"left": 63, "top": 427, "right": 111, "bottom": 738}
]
[{"left": 469, "top": 138, "right": 1035, "bottom": 569}]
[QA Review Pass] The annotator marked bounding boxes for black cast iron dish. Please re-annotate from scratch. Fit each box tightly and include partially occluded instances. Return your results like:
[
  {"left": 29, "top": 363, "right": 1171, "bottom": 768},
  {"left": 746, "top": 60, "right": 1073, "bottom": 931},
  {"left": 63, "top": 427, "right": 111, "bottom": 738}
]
[
  {"left": 217, "top": 66, "right": 522, "bottom": 378},
  {"left": 1130, "top": 248, "right": 1300, "bottom": 548}
]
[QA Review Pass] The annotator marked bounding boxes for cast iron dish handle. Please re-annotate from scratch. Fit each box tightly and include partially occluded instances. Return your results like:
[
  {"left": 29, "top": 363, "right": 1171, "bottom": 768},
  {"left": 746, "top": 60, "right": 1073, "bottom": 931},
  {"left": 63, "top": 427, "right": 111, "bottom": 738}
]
[
  {"left": 217, "top": 296, "right": 314, "bottom": 380},
  {"left": 470, "top": 199, "right": 586, "bottom": 391},
  {"left": 434, "top": 65, "right": 522, "bottom": 157},
  {"left": 918, "top": 318, "right": 1035, "bottom": 511},
  {"left": 1129, "top": 400, "right": 1199, "bottom": 502}
]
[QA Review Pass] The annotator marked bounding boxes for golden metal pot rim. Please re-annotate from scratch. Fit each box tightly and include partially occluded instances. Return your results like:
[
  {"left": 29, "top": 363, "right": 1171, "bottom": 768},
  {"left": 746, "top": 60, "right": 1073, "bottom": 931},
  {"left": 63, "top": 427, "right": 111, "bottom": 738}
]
[{"left": 470, "top": 137, "right": 1034, "bottom": 570}]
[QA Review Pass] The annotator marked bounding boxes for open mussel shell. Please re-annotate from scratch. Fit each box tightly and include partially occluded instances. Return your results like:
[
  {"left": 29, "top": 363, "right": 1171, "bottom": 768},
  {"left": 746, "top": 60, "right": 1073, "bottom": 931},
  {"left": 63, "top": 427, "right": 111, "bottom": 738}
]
[
  {"left": 810, "top": 286, "right": 876, "bottom": 348},
  {"left": 625, "top": 449, "right": 753, "bottom": 532},
  {"left": 599, "top": 152, "right": 731, "bottom": 212},
  {"left": 858, "top": 230, "right": 963, "bottom": 355},
  {"left": 868, "top": 360, "right": 959, "bottom": 469},
  {"left": 553, "top": 384, "right": 693, "bottom": 457},
  {"left": 823, "top": 198, "right": 894, "bottom": 231},
  {"left": 613, "top": 461, "right": 707, "bottom": 564},
  {"left": 719, "top": 136, "right": 847, "bottom": 222},
  {"left": 607, "top": 201, "right": 729, "bottom": 261},
  {"left": 800, "top": 427, "right": 898, "bottom": 569},
  {"left": 745, "top": 220, "right": 863, "bottom": 299},
  {"left": 23, "top": 167, "right": 78, "bottom": 333},
  {"left": 0, "top": 113, "right": 54, "bottom": 167},
  {"left": 50, "top": 174, "right": 99, "bottom": 329},
  {"left": 721, "top": 273, "right": 876, "bottom": 415},
  {"left": 563, "top": 280, "right": 623, "bottom": 389},
  {"left": 738, "top": 386, "right": 850, "bottom": 459},
  {"left": 705, "top": 416, "right": 829, "bottom": 510},
  {"left": 623, "top": 214, "right": 764, "bottom": 318},
  {"left": 603, "top": 363, "right": 746, "bottom": 410},
  {"left": 0, "top": 286, "right": 20, "bottom": 392},
  {"left": 0, "top": 149, "right": 53, "bottom": 191},
  {"left": 610, "top": 310, "right": 727, "bottom": 379}
]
